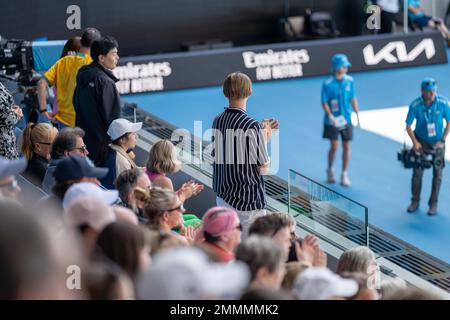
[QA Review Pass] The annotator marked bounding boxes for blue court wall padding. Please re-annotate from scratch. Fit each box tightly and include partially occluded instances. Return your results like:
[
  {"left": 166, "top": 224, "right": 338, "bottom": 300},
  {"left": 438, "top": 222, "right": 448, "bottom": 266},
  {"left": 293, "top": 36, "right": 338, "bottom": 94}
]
[
  {"left": 114, "top": 31, "right": 448, "bottom": 95},
  {"left": 32, "top": 40, "right": 66, "bottom": 72}
]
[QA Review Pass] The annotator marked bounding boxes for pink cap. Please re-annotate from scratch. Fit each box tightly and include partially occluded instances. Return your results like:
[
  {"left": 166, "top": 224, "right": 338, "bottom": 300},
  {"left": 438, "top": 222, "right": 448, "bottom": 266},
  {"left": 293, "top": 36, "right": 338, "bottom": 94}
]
[
  {"left": 64, "top": 196, "right": 116, "bottom": 232},
  {"left": 202, "top": 207, "right": 239, "bottom": 237}
]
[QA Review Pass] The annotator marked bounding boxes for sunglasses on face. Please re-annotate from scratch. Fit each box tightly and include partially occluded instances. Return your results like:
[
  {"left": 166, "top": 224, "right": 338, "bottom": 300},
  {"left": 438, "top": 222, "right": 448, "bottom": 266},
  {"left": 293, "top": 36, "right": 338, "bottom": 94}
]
[
  {"left": 235, "top": 223, "right": 243, "bottom": 232},
  {"left": 37, "top": 142, "right": 53, "bottom": 146},
  {"left": 167, "top": 203, "right": 185, "bottom": 212},
  {"left": 71, "top": 145, "right": 88, "bottom": 153}
]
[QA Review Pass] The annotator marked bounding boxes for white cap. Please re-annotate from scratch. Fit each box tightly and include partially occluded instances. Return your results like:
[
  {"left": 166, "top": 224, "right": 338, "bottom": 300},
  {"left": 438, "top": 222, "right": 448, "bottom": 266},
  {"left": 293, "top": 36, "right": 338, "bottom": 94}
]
[
  {"left": 62, "top": 182, "right": 119, "bottom": 210},
  {"left": 107, "top": 118, "right": 142, "bottom": 141},
  {"left": 137, "top": 247, "right": 250, "bottom": 300},
  {"left": 294, "top": 267, "right": 359, "bottom": 300},
  {"left": 63, "top": 196, "right": 116, "bottom": 232},
  {"left": 112, "top": 206, "right": 138, "bottom": 225}
]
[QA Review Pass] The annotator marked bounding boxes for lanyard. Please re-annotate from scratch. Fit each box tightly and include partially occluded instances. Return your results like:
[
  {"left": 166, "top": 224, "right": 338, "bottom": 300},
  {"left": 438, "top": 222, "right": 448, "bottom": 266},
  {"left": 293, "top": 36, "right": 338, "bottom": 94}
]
[
  {"left": 422, "top": 102, "right": 435, "bottom": 124},
  {"left": 331, "top": 78, "right": 345, "bottom": 114},
  {"left": 338, "top": 81, "right": 344, "bottom": 114}
]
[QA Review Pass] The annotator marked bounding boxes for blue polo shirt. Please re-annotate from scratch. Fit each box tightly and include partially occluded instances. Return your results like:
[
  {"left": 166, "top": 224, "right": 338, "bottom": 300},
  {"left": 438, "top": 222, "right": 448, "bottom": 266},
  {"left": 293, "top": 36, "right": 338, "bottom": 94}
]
[
  {"left": 408, "top": 0, "right": 425, "bottom": 20},
  {"left": 405, "top": 95, "right": 450, "bottom": 144},
  {"left": 321, "top": 75, "right": 356, "bottom": 126}
]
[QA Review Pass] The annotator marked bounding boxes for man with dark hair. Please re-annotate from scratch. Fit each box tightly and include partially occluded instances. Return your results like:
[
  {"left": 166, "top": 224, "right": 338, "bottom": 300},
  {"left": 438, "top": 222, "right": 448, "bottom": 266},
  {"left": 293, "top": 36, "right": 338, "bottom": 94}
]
[
  {"left": 41, "top": 127, "right": 89, "bottom": 193},
  {"left": 248, "top": 212, "right": 292, "bottom": 259},
  {"left": 249, "top": 212, "right": 325, "bottom": 266},
  {"left": 73, "top": 36, "right": 121, "bottom": 165},
  {"left": 114, "top": 168, "right": 151, "bottom": 223},
  {"left": 37, "top": 27, "right": 101, "bottom": 128}
]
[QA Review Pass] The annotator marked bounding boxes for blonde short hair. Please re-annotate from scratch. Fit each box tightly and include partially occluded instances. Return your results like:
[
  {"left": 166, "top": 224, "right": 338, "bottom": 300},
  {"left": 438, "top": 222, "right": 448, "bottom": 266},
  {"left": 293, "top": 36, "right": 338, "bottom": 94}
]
[
  {"left": 281, "top": 261, "right": 309, "bottom": 291},
  {"left": 223, "top": 72, "right": 252, "bottom": 100},
  {"left": 146, "top": 140, "right": 182, "bottom": 174},
  {"left": 336, "top": 246, "right": 376, "bottom": 275}
]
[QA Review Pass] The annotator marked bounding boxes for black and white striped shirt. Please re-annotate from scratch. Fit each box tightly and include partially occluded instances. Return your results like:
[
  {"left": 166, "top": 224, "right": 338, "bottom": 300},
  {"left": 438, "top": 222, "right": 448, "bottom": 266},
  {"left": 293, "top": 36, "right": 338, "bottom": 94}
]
[{"left": 212, "top": 107, "right": 270, "bottom": 211}]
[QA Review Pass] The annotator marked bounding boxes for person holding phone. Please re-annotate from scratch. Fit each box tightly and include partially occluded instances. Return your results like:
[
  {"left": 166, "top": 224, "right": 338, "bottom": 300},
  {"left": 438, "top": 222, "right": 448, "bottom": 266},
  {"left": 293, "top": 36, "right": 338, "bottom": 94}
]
[
  {"left": 321, "top": 54, "right": 360, "bottom": 187},
  {"left": 0, "top": 82, "right": 23, "bottom": 159}
]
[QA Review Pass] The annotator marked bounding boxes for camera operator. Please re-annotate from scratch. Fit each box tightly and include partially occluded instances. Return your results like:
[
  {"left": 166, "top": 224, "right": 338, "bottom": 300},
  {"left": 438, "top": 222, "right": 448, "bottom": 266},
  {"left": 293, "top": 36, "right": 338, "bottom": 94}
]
[
  {"left": 0, "top": 82, "right": 23, "bottom": 159},
  {"left": 405, "top": 78, "right": 450, "bottom": 216}
]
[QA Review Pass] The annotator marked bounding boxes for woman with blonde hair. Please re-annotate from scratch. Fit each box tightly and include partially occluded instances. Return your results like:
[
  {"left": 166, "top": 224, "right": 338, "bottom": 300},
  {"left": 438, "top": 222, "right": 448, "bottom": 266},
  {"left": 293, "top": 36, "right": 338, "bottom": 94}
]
[
  {"left": 134, "top": 186, "right": 198, "bottom": 245},
  {"left": 146, "top": 139, "right": 203, "bottom": 202},
  {"left": 336, "top": 246, "right": 379, "bottom": 290},
  {"left": 21, "top": 122, "right": 58, "bottom": 186}
]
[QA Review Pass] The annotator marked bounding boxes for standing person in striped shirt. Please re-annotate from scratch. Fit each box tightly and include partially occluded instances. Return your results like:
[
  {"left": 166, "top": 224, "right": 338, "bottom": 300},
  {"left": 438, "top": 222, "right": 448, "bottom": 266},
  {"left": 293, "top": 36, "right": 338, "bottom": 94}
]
[{"left": 211, "top": 72, "right": 278, "bottom": 235}]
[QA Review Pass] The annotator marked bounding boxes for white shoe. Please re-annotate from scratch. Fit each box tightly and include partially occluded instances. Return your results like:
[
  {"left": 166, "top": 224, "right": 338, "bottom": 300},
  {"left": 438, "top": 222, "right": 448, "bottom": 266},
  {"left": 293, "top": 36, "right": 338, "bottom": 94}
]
[
  {"left": 341, "top": 172, "right": 351, "bottom": 187},
  {"left": 327, "top": 168, "right": 336, "bottom": 183}
]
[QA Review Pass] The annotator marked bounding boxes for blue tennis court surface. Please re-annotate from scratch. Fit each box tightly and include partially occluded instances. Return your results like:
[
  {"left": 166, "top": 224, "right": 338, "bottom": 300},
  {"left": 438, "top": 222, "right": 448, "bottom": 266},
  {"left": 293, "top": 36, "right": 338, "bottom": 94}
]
[{"left": 124, "top": 49, "right": 450, "bottom": 263}]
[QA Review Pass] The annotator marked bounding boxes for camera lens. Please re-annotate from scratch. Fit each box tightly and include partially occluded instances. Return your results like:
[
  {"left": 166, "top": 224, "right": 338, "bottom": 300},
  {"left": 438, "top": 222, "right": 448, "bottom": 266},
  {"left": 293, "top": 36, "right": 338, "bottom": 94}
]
[{"left": 434, "top": 158, "right": 443, "bottom": 169}]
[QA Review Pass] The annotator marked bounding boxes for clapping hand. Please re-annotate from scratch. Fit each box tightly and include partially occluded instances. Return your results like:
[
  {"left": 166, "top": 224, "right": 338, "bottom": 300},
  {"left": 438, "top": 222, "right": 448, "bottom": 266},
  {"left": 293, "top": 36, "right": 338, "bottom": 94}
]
[
  {"left": 295, "top": 234, "right": 327, "bottom": 267},
  {"left": 178, "top": 180, "right": 204, "bottom": 201},
  {"left": 261, "top": 118, "right": 279, "bottom": 130},
  {"left": 180, "top": 223, "right": 201, "bottom": 245}
]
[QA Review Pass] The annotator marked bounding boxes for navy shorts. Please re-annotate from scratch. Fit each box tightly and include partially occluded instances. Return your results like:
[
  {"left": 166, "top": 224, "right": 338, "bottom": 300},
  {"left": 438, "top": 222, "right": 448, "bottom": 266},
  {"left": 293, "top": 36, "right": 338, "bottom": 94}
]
[
  {"left": 411, "top": 16, "right": 432, "bottom": 27},
  {"left": 323, "top": 125, "right": 353, "bottom": 141}
]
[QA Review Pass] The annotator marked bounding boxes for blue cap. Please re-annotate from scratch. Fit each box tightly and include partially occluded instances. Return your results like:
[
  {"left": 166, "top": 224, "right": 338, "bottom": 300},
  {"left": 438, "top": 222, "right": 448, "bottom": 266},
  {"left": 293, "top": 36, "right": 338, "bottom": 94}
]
[
  {"left": 421, "top": 78, "right": 437, "bottom": 91},
  {"left": 53, "top": 156, "right": 109, "bottom": 182},
  {"left": 331, "top": 54, "right": 352, "bottom": 70}
]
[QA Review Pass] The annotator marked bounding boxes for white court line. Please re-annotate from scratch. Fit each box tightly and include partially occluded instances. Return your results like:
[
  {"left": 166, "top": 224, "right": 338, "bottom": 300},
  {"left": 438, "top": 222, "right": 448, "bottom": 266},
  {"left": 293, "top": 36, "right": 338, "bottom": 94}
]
[{"left": 351, "top": 106, "right": 450, "bottom": 162}]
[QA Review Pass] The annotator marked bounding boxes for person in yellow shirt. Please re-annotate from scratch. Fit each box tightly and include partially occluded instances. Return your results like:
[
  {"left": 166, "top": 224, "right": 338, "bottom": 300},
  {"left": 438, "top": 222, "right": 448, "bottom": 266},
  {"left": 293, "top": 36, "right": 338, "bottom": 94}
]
[{"left": 37, "top": 28, "right": 101, "bottom": 128}]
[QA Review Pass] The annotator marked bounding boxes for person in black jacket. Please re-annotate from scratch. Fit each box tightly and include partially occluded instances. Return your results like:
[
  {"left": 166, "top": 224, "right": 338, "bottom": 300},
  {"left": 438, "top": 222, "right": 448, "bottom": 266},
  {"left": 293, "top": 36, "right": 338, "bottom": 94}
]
[
  {"left": 73, "top": 36, "right": 121, "bottom": 165},
  {"left": 20, "top": 122, "right": 58, "bottom": 186}
]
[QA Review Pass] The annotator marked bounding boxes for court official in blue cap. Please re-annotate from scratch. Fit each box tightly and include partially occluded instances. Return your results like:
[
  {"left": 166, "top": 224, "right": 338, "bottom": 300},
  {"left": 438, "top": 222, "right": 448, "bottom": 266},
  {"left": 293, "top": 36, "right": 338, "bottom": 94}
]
[
  {"left": 405, "top": 78, "right": 450, "bottom": 215},
  {"left": 321, "top": 54, "right": 360, "bottom": 187}
]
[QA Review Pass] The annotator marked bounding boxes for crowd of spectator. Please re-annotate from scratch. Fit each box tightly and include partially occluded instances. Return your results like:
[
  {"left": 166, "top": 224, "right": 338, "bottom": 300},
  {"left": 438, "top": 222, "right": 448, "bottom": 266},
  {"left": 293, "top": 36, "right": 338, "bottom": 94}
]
[{"left": 0, "top": 23, "right": 446, "bottom": 300}]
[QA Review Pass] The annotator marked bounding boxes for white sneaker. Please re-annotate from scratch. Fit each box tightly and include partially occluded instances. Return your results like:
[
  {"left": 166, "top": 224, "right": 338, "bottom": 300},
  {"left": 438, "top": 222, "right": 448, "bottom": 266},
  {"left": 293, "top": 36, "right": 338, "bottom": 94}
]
[
  {"left": 341, "top": 172, "right": 351, "bottom": 187},
  {"left": 327, "top": 168, "right": 336, "bottom": 183}
]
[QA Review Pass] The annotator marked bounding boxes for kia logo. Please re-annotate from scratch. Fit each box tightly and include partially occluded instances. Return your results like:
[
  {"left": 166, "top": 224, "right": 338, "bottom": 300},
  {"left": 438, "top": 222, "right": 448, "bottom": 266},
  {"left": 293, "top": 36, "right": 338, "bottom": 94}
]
[{"left": 363, "top": 38, "right": 436, "bottom": 65}]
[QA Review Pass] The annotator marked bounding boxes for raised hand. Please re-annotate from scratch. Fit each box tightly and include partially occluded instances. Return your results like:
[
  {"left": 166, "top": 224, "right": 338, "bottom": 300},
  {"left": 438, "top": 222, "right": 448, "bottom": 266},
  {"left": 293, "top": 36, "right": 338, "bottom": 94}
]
[
  {"left": 180, "top": 224, "right": 198, "bottom": 245},
  {"left": 295, "top": 235, "right": 317, "bottom": 266},
  {"left": 313, "top": 245, "right": 327, "bottom": 267},
  {"left": 179, "top": 180, "right": 204, "bottom": 201}
]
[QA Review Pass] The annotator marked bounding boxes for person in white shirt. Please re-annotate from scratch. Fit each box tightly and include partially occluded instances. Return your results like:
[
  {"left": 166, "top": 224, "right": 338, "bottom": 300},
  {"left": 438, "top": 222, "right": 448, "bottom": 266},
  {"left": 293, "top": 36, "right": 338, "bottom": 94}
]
[{"left": 101, "top": 118, "right": 143, "bottom": 189}]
